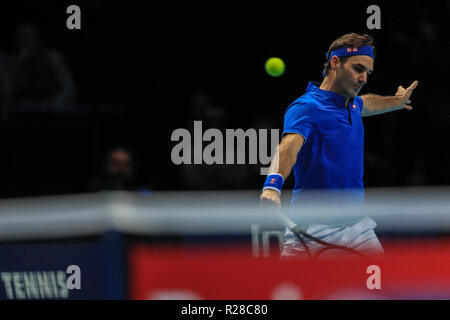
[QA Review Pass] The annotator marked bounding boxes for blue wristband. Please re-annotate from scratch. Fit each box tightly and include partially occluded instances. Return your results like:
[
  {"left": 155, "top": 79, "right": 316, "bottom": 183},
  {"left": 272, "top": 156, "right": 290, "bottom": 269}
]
[{"left": 263, "top": 174, "right": 284, "bottom": 195}]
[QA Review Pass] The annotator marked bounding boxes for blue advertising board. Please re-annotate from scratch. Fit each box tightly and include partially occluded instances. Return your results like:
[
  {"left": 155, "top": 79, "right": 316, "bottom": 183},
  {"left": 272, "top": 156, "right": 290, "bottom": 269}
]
[{"left": 0, "top": 233, "right": 125, "bottom": 299}]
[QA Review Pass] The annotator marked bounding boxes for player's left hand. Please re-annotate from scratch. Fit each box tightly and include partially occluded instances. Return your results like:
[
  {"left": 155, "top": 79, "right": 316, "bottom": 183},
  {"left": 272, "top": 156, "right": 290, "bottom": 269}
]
[{"left": 395, "top": 80, "right": 419, "bottom": 110}]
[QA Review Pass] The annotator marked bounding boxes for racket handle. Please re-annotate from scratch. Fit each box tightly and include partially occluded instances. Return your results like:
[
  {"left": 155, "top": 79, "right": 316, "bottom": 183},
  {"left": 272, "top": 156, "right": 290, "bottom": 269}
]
[{"left": 260, "top": 197, "right": 280, "bottom": 209}]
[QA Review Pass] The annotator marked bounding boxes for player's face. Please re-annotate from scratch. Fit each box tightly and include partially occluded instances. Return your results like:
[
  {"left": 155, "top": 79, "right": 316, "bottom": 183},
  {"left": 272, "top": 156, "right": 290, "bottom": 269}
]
[
  {"left": 106, "top": 150, "right": 134, "bottom": 179},
  {"left": 335, "top": 56, "right": 374, "bottom": 98}
]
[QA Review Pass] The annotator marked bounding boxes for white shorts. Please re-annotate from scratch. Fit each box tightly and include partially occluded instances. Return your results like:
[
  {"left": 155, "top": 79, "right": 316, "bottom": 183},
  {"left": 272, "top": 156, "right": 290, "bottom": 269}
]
[{"left": 282, "top": 216, "right": 384, "bottom": 258}]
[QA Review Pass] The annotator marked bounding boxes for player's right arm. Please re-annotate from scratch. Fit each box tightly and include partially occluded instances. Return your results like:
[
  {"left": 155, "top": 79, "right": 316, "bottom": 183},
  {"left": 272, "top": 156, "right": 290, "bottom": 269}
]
[{"left": 259, "top": 133, "right": 305, "bottom": 206}]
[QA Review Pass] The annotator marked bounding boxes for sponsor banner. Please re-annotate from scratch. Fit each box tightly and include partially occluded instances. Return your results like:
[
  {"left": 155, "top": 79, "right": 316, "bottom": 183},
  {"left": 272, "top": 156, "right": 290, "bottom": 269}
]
[
  {"left": 129, "top": 240, "right": 450, "bottom": 300},
  {"left": 0, "top": 235, "right": 125, "bottom": 299}
]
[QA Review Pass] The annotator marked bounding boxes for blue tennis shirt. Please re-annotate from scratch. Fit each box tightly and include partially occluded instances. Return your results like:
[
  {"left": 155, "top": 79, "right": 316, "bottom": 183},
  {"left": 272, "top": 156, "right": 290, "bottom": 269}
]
[{"left": 283, "top": 81, "right": 365, "bottom": 205}]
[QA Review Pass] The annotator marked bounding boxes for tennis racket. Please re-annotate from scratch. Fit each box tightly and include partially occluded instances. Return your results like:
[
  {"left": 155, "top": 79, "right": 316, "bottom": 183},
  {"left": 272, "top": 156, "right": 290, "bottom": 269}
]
[
  {"left": 260, "top": 197, "right": 364, "bottom": 259},
  {"left": 278, "top": 211, "right": 365, "bottom": 259}
]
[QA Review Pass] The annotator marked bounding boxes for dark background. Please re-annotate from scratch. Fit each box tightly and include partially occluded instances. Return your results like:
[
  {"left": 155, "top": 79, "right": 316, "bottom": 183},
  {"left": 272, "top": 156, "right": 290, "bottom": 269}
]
[{"left": 0, "top": 0, "right": 448, "bottom": 198}]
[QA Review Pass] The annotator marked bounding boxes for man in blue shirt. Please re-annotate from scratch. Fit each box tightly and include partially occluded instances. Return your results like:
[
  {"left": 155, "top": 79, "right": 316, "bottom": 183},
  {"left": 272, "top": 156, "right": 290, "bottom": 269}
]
[{"left": 260, "top": 33, "right": 418, "bottom": 257}]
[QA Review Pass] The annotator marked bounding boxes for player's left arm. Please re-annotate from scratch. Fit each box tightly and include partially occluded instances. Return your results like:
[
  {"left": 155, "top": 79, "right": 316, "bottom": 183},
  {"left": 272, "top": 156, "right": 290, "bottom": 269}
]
[{"left": 360, "top": 80, "right": 418, "bottom": 117}]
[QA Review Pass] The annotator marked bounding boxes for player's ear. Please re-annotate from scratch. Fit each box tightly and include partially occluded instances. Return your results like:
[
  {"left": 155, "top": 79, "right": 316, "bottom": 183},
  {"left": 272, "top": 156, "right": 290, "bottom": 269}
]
[{"left": 330, "top": 56, "right": 340, "bottom": 71}]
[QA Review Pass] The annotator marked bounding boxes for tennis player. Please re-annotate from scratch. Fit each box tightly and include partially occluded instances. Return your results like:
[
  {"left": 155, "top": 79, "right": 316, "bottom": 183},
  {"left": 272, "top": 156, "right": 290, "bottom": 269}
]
[{"left": 260, "top": 33, "right": 418, "bottom": 257}]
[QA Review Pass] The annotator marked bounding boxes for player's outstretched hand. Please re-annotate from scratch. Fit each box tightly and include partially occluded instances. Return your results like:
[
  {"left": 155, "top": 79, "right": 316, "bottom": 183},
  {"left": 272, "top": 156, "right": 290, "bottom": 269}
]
[
  {"left": 395, "top": 80, "right": 419, "bottom": 110},
  {"left": 260, "top": 189, "right": 281, "bottom": 209}
]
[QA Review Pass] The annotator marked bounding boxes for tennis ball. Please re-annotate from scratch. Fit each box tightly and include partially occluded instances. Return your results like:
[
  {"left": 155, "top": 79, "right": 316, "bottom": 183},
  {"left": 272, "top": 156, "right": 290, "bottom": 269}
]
[{"left": 265, "top": 57, "right": 285, "bottom": 77}]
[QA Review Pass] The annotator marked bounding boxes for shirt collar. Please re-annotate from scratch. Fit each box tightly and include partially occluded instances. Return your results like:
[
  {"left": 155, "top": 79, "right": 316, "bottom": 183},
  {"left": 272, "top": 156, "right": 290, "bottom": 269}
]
[{"left": 306, "top": 81, "right": 351, "bottom": 109}]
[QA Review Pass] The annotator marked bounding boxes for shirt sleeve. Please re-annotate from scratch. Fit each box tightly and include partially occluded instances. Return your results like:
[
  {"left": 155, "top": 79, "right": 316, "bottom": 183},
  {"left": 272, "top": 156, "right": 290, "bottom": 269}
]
[{"left": 282, "top": 102, "right": 315, "bottom": 141}]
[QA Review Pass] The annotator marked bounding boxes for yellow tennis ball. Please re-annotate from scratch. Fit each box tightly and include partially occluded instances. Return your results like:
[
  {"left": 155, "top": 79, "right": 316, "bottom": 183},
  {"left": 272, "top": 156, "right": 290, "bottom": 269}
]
[{"left": 265, "top": 57, "right": 285, "bottom": 77}]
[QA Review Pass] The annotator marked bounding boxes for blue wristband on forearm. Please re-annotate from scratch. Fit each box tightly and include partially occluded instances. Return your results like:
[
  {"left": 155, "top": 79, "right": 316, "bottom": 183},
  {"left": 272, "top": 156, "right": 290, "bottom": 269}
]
[{"left": 263, "top": 174, "right": 284, "bottom": 195}]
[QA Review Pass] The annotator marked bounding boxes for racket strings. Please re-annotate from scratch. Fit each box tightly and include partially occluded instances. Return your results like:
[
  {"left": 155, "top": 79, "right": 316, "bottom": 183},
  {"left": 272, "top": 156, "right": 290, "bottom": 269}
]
[{"left": 291, "top": 226, "right": 365, "bottom": 259}]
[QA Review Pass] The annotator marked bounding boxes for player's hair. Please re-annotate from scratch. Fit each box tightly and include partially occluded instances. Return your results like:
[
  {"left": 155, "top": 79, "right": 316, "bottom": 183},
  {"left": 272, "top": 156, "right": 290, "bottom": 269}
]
[{"left": 323, "top": 33, "right": 376, "bottom": 76}]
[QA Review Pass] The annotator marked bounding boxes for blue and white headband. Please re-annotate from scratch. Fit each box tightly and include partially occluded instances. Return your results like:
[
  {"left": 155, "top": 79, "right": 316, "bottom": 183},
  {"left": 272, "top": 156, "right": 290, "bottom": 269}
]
[
  {"left": 327, "top": 45, "right": 374, "bottom": 61},
  {"left": 323, "top": 45, "right": 374, "bottom": 77}
]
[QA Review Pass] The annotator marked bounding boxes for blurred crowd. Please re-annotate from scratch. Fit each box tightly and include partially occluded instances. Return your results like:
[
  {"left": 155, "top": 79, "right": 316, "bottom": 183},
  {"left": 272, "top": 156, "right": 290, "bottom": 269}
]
[{"left": 0, "top": 23, "right": 77, "bottom": 123}]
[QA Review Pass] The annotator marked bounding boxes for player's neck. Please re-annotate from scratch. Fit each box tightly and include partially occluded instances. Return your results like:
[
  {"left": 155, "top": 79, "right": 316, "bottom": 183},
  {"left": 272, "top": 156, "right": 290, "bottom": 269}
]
[
  {"left": 319, "top": 77, "right": 351, "bottom": 106},
  {"left": 320, "top": 75, "right": 340, "bottom": 94}
]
